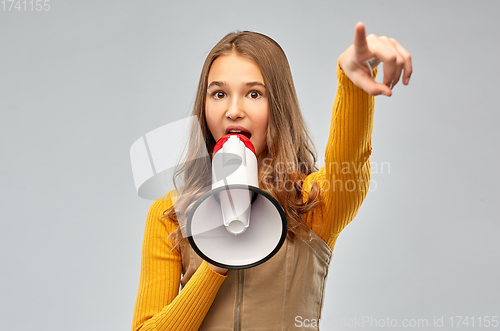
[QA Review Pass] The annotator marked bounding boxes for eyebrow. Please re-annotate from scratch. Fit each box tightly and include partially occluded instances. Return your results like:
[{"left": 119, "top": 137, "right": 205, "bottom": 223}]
[{"left": 207, "top": 81, "right": 266, "bottom": 89}]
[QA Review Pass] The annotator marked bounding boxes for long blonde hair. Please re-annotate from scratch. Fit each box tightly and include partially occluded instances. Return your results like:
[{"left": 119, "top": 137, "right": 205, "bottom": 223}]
[{"left": 162, "top": 31, "right": 323, "bottom": 251}]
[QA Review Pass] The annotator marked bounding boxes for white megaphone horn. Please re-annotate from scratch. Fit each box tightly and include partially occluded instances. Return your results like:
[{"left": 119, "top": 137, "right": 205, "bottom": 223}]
[{"left": 186, "top": 134, "right": 287, "bottom": 270}]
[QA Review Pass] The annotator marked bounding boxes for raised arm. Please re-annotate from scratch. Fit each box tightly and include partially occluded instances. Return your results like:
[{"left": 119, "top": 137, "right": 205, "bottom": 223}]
[{"left": 306, "top": 23, "right": 412, "bottom": 248}]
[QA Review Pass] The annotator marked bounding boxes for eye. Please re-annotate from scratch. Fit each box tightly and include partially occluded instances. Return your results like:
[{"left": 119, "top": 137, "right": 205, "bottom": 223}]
[
  {"left": 212, "top": 91, "right": 226, "bottom": 100},
  {"left": 248, "top": 90, "right": 262, "bottom": 99}
]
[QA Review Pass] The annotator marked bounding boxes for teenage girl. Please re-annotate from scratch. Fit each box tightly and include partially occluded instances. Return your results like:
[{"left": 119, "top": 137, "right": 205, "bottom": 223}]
[{"left": 132, "top": 22, "right": 412, "bottom": 331}]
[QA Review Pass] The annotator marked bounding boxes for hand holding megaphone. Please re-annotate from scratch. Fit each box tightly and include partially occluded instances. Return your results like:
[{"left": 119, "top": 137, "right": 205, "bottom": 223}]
[{"left": 208, "top": 262, "right": 228, "bottom": 275}]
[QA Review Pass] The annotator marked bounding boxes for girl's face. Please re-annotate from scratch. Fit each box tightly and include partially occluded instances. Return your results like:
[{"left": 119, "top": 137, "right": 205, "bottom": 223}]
[{"left": 205, "top": 53, "right": 269, "bottom": 157}]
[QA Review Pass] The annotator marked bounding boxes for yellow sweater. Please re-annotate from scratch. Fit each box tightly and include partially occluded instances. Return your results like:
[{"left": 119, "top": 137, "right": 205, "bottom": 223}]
[{"left": 132, "top": 60, "right": 377, "bottom": 331}]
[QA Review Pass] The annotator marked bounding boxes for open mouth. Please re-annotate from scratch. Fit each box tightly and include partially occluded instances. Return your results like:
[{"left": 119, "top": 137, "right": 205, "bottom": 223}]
[{"left": 227, "top": 130, "right": 252, "bottom": 140}]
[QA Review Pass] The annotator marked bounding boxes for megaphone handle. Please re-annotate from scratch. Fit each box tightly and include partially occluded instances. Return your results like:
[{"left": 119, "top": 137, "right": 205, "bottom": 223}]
[{"left": 208, "top": 262, "right": 228, "bottom": 276}]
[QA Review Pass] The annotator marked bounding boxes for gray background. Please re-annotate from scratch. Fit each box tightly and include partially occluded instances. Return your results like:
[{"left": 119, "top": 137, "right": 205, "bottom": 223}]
[{"left": 1, "top": 1, "right": 499, "bottom": 330}]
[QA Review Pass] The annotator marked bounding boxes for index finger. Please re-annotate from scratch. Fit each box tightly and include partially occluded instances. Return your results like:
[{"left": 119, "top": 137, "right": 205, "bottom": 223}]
[{"left": 353, "top": 22, "right": 369, "bottom": 54}]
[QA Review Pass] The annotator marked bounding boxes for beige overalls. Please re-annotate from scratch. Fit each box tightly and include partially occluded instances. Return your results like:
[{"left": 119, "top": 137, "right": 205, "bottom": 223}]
[{"left": 179, "top": 230, "right": 333, "bottom": 331}]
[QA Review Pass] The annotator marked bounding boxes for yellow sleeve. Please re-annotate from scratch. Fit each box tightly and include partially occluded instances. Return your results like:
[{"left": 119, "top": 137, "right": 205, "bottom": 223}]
[
  {"left": 304, "top": 57, "right": 378, "bottom": 249},
  {"left": 132, "top": 192, "right": 227, "bottom": 331}
]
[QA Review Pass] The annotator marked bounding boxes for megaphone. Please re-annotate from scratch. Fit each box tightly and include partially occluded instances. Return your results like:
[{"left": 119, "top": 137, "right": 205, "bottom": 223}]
[{"left": 186, "top": 134, "right": 287, "bottom": 270}]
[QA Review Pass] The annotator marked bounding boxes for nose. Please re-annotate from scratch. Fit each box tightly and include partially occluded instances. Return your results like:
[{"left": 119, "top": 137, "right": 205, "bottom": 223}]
[{"left": 226, "top": 96, "right": 245, "bottom": 120}]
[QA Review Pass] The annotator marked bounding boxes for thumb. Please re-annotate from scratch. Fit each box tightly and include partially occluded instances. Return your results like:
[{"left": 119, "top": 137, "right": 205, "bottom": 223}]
[{"left": 350, "top": 71, "right": 393, "bottom": 97}]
